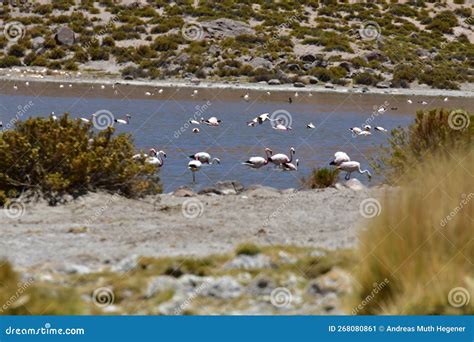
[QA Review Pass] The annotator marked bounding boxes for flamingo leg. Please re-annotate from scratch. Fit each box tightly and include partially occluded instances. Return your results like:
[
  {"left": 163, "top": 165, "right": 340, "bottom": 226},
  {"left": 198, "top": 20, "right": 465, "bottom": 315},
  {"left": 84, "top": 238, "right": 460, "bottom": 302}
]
[{"left": 192, "top": 172, "right": 196, "bottom": 183}]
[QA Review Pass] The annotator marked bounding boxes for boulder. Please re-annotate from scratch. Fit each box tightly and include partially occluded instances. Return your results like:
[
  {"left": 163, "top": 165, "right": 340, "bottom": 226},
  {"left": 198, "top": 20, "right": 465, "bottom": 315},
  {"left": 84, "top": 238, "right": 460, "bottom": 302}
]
[
  {"left": 201, "top": 18, "right": 255, "bottom": 39},
  {"left": 300, "top": 75, "right": 319, "bottom": 84},
  {"left": 224, "top": 254, "right": 271, "bottom": 270},
  {"left": 146, "top": 276, "right": 181, "bottom": 298},
  {"left": 344, "top": 178, "right": 366, "bottom": 191},
  {"left": 300, "top": 53, "right": 317, "bottom": 63},
  {"left": 376, "top": 81, "right": 391, "bottom": 89},
  {"left": 173, "top": 187, "right": 196, "bottom": 197},
  {"left": 248, "top": 57, "right": 273, "bottom": 70},
  {"left": 363, "top": 51, "right": 387, "bottom": 62},
  {"left": 267, "top": 79, "right": 281, "bottom": 85},
  {"left": 338, "top": 61, "right": 353, "bottom": 72},
  {"left": 293, "top": 82, "right": 306, "bottom": 88},
  {"left": 324, "top": 83, "right": 335, "bottom": 89},
  {"left": 204, "top": 276, "right": 243, "bottom": 299},
  {"left": 31, "top": 36, "right": 45, "bottom": 50},
  {"left": 55, "top": 26, "right": 75, "bottom": 46},
  {"left": 199, "top": 180, "right": 244, "bottom": 195},
  {"left": 286, "top": 63, "right": 301, "bottom": 71}
]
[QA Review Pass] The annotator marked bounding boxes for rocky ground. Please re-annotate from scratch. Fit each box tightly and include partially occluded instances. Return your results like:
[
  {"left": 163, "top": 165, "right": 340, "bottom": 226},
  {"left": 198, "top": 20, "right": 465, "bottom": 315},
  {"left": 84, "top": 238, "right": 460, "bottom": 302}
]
[
  {"left": 1, "top": 180, "right": 389, "bottom": 315},
  {"left": 1, "top": 1, "right": 472, "bottom": 90}
]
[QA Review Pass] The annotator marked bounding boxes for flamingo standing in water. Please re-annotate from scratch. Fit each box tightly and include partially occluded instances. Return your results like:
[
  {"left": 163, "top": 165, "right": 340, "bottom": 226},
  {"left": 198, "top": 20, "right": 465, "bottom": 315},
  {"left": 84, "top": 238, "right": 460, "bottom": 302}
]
[
  {"left": 189, "top": 152, "right": 220, "bottom": 165},
  {"left": 337, "top": 161, "right": 372, "bottom": 180},
  {"left": 145, "top": 150, "right": 166, "bottom": 167},
  {"left": 242, "top": 155, "right": 269, "bottom": 169},
  {"left": 115, "top": 114, "right": 131, "bottom": 125},
  {"left": 201, "top": 117, "right": 221, "bottom": 126},
  {"left": 265, "top": 147, "right": 295, "bottom": 167},
  {"left": 282, "top": 159, "right": 299, "bottom": 171}
]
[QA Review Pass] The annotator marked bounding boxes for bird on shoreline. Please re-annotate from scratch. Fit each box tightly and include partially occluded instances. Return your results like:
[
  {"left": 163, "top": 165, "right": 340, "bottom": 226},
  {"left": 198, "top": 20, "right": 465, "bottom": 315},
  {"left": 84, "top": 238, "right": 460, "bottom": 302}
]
[{"left": 337, "top": 161, "right": 372, "bottom": 180}]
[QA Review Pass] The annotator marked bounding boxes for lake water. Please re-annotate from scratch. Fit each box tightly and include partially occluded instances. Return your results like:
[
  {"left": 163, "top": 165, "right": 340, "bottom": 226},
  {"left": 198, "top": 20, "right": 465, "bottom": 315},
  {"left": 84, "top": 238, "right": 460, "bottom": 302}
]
[{"left": 0, "top": 90, "right": 454, "bottom": 192}]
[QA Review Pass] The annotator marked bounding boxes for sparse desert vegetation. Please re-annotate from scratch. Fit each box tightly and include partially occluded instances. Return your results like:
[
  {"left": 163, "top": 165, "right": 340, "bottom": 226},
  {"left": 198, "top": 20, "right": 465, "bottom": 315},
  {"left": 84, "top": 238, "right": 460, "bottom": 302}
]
[{"left": 0, "top": 0, "right": 473, "bottom": 89}]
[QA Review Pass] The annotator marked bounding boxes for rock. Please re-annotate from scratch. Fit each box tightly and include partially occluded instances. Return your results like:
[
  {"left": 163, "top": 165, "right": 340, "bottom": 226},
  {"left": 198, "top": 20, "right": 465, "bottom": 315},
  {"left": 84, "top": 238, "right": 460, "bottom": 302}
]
[
  {"left": 363, "top": 51, "right": 387, "bottom": 62},
  {"left": 338, "top": 61, "right": 353, "bottom": 72},
  {"left": 199, "top": 180, "right": 244, "bottom": 195},
  {"left": 267, "top": 79, "right": 281, "bottom": 85},
  {"left": 293, "top": 82, "right": 306, "bottom": 88},
  {"left": 243, "top": 186, "right": 281, "bottom": 198},
  {"left": 286, "top": 63, "right": 301, "bottom": 71},
  {"left": 146, "top": 276, "right": 181, "bottom": 298},
  {"left": 307, "top": 268, "right": 352, "bottom": 296},
  {"left": 324, "top": 83, "right": 335, "bottom": 89},
  {"left": 416, "top": 48, "right": 430, "bottom": 57},
  {"left": 202, "top": 18, "right": 255, "bottom": 39},
  {"left": 175, "top": 53, "right": 190, "bottom": 64},
  {"left": 278, "top": 251, "right": 297, "bottom": 264},
  {"left": 334, "top": 182, "right": 345, "bottom": 190},
  {"left": 344, "top": 178, "right": 366, "bottom": 191},
  {"left": 208, "top": 45, "right": 222, "bottom": 56},
  {"left": 247, "top": 276, "right": 276, "bottom": 296},
  {"left": 55, "top": 26, "right": 75, "bottom": 46},
  {"left": 31, "top": 37, "right": 45, "bottom": 50},
  {"left": 190, "top": 78, "right": 201, "bottom": 85},
  {"left": 173, "top": 187, "right": 196, "bottom": 197},
  {"left": 302, "top": 63, "right": 313, "bottom": 71},
  {"left": 61, "top": 264, "right": 91, "bottom": 275},
  {"left": 376, "top": 81, "right": 391, "bottom": 89},
  {"left": 300, "top": 53, "right": 317, "bottom": 63},
  {"left": 300, "top": 75, "right": 319, "bottom": 84},
  {"left": 112, "top": 254, "right": 140, "bottom": 273},
  {"left": 204, "top": 276, "right": 243, "bottom": 299},
  {"left": 310, "top": 250, "right": 326, "bottom": 258},
  {"left": 248, "top": 57, "right": 273, "bottom": 70},
  {"left": 224, "top": 254, "right": 271, "bottom": 270}
]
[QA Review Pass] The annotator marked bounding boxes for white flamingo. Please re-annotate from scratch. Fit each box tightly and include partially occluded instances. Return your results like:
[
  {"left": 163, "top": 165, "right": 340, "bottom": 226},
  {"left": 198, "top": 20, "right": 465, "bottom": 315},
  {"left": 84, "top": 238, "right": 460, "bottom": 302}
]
[
  {"left": 272, "top": 121, "right": 292, "bottom": 131},
  {"left": 350, "top": 127, "right": 362, "bottom": 135},
  {"left": 189, "top": 119, "right": 200, "bottom": 125},
  {"left": 265, "top": 147, "right": 295, "bottom": 166},
  {"left": 374, "top": 126, "right": 387, "bottom": 132},
  {"left": 243, "top": 93, "right": 250, "bottom": 102},
  {"left": 188, "top": 159, "right": 202, "bottom": 183},
  {"left": 189, "top": 152, "right": 220, "bottom": 165},
  {"left": 407, "top": 99, "right": 412, "bottom": 104},
  {"left": 145, "top": 91, "right": 152, "bottom": 96},
  {"left": 145, "top": 150, "right": 166, "bottom": 167},
  {"left": 192, "top": 128, "right": 200, "bottom": 134},
  {"left": 363, "top": 124, "right": 371, "bottom": 131},
  {"left": 443, "top": 97, "right": 448, "bottom": 102},
  {"left": 158, "top": 88, "right": 163, "bottom": 94},
  {"left": 115, "top": 114, "right": 131, "bottom": 125},
  {"left": 307, "top": 122, "right": 316, "bottom": 129},
  {"left": 132, "top": 148, "right": 158, "bottom": 160},
  {"left": 282, "top": 159, "right": 299, "bottom": 171},
  {"left": 337, "top": 161, "right": 372, "bottom": 180},
  {"left": 358, "top": 131, "right": 371, "bottom": 136},
  {"left": 330, "top": 151, "right": 350, "bottom": 166},
  {"left": 50, "top": 112, "right": 58, "bottom": 121},
  {"left": 201, "top": 117, "right": 221, "bottom": 126},
  {"left": 242, "top": 156, "right": 269, "bottom": 169}
]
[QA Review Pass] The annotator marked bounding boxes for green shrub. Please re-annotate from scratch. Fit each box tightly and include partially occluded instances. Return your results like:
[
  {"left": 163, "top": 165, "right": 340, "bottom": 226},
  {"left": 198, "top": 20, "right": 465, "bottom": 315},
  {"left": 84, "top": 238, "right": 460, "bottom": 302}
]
[
  {"left": 374, "top": 108, "right": 473, "bottom": 183},
  {"left": 427, "top": 10, "right": 458, "bottom": 33},
  {"left": 353, "top": 72, "right": 382, "bottom": 86},
  {"left": 303, "top": 167, "right": 340, "bottom": 189},
  {"left": 235, "top": 242, "right": 261, "bottom": 256},
  {"left": 0, "top": 56, "right": 21, "bottom": 67},
  {"left": 0, "top": 114, "right": 161, "bottom": 204}
]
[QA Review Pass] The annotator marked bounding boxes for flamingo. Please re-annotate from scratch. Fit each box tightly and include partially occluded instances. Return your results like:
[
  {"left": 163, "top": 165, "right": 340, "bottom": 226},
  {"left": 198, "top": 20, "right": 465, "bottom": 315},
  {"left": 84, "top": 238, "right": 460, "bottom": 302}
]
[
  {"left": 50, "top": 112, "right": 58, "bottom": 121},
  {"left": 374, "top": 126, "right": 387, "bottom": 132},
  {"left": 288, "top": 97, "right": 293, "bottom": 104},
  {"left": 188, "top": 159, "right": 202, "bottom": 183},
  {"left": 191, "top": 89, "right": 198, "bottom": 97},
  {"left": 145, "top": 91, "right": 152, "bottom": 96},
  {"left": 308, "top": 93, "right": 313, "bottom": 97},
  {"left": 13, "top": 84, "right": 18, "bottom": 90},
  {"left": 101, "top": 85, "right": 105, "bottom": 89},
  {"left": 145, "top": 150, "right": 166, "bottom": 167},
  {"left": 242, "top": 156, "right": 269, "bottom": 169},
  {"left": 337, "top": 161, "right": 372, "bottom": 180},
  {"left": 329, "top": 151, "right": 350, "bottom": 166},
  {"left": 133, "top": 148, "right": 158, "bottom": 160},
  {"left": 189, "top": 119, "right": 200, "bottom": 125},
  {"left": 294, "top": 92, "right": 299, "bottom": 98},
  {"left": 243, "top": 93, "right": 250, "bottom": 102},
  {"left": 80, "top": 114, "right": 93, "bottom": 123},
  {"left": 407, "top": 99, "right": 413, "bottom": 104},
  {"left": 350, "top": 127, "right": 362, "bottom": 135},
  {"left": 363, "top": 124, "right": 371, "bottom": 131},
  {"left": 59, "top": 84, "right": 64, "bottom": 88},
  {"left": 443, "top": 97, "right": 448, "bottom": 102},
  {"left": 358, "top": 131, "right": 371, "bottom": 136},
  {"left": 266, "top": 147, "right": 295, "bottom": 166},
  {"left": 25, "top": 81, "right": 29, "bottom": 86},
  {"left": 189, "top": 152, "right": 220, "bottom": 165},
  {"left": 282, "top": 159, "right": 299, "bottom": 171},
  {"left": 247, "top": 113, "right": 271, "bottom": 126},
  {"left": 158, "top": 88, "right": 163, "bottom": 94},
  {"left": 272, "top": 119, "right": 292, "bottom": 131},
  {"left": 115, "top": 114, "right": 131, "bottom": 125},
  {"left": 192, "top": 128, "right": 200, "bottom": 134},
  {"left": 201, "top": 117, "right": 221, "bottom": 126},
  {"left": 307, "top": 122, "right": 316, "bottom": 129}
]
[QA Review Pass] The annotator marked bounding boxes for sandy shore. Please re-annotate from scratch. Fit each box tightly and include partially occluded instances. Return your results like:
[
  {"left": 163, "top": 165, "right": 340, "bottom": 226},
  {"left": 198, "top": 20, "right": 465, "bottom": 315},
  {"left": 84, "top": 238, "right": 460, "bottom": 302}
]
[
  {"left": 1, "top": 73, "right": 473, "bottom": 102},
  {"left": 0, "top": 184, "right": 388, "bottom": 272}
]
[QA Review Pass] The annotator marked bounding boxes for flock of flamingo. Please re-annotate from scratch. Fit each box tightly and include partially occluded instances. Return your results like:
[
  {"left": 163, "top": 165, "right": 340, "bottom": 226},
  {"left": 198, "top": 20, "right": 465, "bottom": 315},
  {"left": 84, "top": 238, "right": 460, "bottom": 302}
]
[{"left": 7, "top": 81, "right": 449, "bottom": 184}]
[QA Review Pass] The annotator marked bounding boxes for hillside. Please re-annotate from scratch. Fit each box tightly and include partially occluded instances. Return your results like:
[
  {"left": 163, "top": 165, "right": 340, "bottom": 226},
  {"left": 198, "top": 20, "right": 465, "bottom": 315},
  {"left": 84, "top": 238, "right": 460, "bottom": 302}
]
[{"left": 1, "top": 0, "right": 473, "bottom": 90}]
